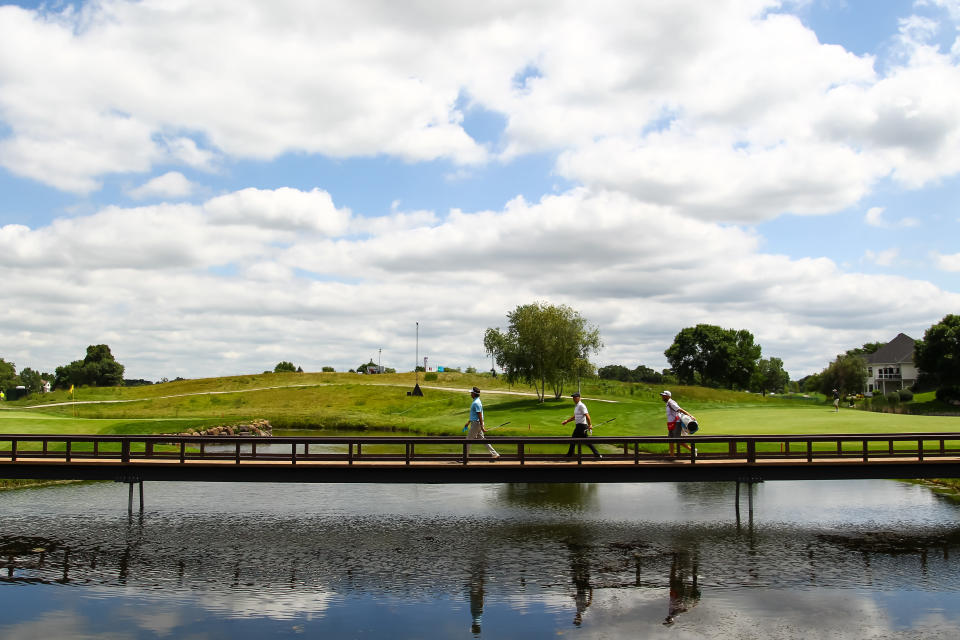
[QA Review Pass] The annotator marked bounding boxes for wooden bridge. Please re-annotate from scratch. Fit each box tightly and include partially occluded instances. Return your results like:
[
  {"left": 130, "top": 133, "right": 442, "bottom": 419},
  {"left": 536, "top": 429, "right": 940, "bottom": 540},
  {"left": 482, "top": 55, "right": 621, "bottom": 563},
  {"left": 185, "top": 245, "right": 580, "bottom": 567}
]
[{"left": 3, "top": 432, "right": 960, "bottom": 485}]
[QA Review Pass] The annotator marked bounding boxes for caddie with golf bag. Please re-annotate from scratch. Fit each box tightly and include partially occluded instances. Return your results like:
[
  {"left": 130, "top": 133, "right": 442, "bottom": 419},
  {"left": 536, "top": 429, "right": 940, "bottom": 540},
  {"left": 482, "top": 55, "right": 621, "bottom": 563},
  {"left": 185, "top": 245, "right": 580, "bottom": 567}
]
[{"left": 660, "top": 390, "right": 697, "bottom": 457}]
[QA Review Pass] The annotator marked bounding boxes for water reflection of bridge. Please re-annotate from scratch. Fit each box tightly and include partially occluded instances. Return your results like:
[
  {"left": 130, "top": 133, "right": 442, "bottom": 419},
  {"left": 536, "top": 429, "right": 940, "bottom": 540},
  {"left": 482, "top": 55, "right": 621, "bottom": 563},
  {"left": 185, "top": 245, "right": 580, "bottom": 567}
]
[
  {"left": 2, "top": 433, "right": 960, "bottom": 486},
  {"left": 2, "top": 499, "right": 959, "bottom": 629}
]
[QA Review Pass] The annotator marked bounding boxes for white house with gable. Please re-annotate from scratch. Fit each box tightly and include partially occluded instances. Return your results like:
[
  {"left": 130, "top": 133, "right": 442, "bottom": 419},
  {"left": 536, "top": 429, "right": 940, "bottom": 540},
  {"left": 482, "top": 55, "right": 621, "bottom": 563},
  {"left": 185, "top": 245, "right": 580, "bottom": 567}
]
[{"left": 863, "top": 333, "right": 919, "bottom": 395}]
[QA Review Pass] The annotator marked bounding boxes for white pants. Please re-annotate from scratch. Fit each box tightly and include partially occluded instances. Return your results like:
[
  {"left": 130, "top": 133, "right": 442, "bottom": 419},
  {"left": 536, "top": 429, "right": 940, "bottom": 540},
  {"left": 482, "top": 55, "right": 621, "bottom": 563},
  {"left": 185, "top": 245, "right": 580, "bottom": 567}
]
[{"left": 466, "top": 420, "right": 498, "bottom": 457}]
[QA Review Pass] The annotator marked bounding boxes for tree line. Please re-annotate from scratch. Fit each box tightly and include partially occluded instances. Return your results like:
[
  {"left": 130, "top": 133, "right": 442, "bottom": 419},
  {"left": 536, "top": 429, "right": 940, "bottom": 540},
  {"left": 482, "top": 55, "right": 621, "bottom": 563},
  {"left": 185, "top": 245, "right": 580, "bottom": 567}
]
[
  {"left": 485, "top": 305, "right": 790, "bottom": 401},
  {"left": 1, "top": 344, "right": 125, "bottom": 397}
]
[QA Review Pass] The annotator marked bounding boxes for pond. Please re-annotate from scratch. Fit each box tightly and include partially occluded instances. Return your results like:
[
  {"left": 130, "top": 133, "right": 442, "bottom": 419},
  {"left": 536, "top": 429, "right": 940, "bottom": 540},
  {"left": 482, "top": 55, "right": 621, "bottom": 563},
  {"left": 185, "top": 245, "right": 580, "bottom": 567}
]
[{"left": 1, "top": 477, "right": 959, "bottom": 639}]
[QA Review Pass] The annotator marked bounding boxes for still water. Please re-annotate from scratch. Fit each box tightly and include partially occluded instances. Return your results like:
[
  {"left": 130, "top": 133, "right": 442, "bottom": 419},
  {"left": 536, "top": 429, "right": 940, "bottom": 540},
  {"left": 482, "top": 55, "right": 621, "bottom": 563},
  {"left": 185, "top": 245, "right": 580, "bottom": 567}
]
[{"left": 1, "top": 478, "right": 959, "bottom": 639}]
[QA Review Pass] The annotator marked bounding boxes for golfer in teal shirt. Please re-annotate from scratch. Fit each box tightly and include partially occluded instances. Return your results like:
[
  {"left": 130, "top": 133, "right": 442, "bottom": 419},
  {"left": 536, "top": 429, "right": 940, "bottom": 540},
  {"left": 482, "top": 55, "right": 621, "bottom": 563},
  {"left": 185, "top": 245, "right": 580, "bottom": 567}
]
[{"left": 464, "top": 386, "right": 499, "bottom": 460}]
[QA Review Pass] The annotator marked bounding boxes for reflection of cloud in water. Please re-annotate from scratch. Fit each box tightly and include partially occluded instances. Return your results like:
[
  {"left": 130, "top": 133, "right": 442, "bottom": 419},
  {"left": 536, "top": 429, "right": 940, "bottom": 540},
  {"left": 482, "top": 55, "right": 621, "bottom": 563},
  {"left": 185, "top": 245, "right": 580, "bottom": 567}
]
[
  {"left": 560, "top": 588, "right": 960, "bottom": 640},
  {"left": 2, "top": 480, "right": 960, "bottom": 636},
  {"left": 93, "top": 585, "right": 335, "bottom": 621},
  {"left": 0, "top": 610, "right": 132, "bottom": 640}
]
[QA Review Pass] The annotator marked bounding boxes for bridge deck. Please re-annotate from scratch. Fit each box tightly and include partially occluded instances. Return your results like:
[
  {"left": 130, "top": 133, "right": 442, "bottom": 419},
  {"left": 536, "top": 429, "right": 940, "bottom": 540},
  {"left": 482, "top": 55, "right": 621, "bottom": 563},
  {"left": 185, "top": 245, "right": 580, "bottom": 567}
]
[{"left": 3, "top": 432, "right": 960, "bottom": 483}]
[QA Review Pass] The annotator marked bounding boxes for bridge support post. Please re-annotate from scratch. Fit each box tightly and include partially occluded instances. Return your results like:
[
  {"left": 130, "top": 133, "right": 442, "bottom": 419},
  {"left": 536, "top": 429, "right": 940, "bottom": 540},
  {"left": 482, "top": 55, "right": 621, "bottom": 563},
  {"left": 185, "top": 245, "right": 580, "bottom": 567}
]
[
  {"left": 734, "top": 478, "right": 761, "bottom": 530},
  {"left": 117, "top": 475, "right": 144, "bottom": 513},
  {"left": 126, "top": 481, "right": 144, "bottom": 514}
]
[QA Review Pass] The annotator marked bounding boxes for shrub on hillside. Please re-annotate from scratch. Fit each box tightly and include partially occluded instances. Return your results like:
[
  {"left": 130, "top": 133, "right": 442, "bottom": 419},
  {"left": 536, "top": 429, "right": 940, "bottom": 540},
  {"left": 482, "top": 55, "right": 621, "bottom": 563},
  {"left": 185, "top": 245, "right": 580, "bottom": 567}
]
[
  {"left": 897, "top": 389, "right": 913, "bottom": 402},
  {"left": 424, "top": 372, "right": 438, "bottom": 381},
  {"left": 885, "top": 392, "right": 900, "bottom": 407}
]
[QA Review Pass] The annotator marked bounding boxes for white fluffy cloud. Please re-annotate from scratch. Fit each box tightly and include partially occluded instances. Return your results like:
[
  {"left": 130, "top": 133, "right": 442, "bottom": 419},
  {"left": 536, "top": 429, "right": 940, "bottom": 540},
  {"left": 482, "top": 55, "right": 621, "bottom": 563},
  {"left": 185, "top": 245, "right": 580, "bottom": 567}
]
[
  {"left": 864, "top": 248, "right": 900, "bottom": 266},
  {"left": 934, "top": 251, "right": 960, "bottom": 271},
  {"left": 2, "top": 187, "right": 958, "bottom": 379},
  {"left": 864, "top": 207, "right": 920, "bottom": 228},
  {"left": 204, "top": 187, "right": 351, "bottom": 234},
  {"left": 127, "top": 171, "right": 197, "bottom": 200},
  {"left": 2, "top": 1, "right": 960, "bottom": 380},
  {"left": 2, "top": 0, "right": 960, "bottom": 223}
]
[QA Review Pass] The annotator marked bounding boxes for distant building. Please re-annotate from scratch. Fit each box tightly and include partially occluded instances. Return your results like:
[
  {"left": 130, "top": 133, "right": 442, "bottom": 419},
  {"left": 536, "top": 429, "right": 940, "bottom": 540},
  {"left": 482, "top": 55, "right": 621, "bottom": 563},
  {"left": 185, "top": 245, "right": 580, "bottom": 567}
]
[
  {"left": 863, "top": 333, "right": 918, "bottom": 395},
  {"left": 41, "top": 380, "right": 51, "bottom": 393}
]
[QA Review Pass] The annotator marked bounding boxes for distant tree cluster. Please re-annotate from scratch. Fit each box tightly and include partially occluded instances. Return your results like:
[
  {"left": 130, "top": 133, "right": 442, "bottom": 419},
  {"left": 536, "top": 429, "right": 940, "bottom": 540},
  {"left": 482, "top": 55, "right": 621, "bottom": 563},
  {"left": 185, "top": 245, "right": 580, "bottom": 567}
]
[
  {"left": 749, "top": 357, "right": 790, "bottom": 397},
  {"left": 597, "top": 363, "right": 665, "bottom": 384},
  {"left": 914, "top": 314, "right": 960, "bottom": 402},
  {"left": 123, "top": 379, "right": 154, "bottom": 387},
  {"left": 664, "top": 324, "right": 762, "bottom": 389},
  {"left": 54, "top": 345, "right": 125, "bottom": 389},
  {"left": 274, "top": 361, "right": 301, "bottom": 373},
  {"left": 0, "top": 358, "right": 18, "bottom": 391},
  {"left": 1, "top": 358, "right": 55, "bottom": 396}
]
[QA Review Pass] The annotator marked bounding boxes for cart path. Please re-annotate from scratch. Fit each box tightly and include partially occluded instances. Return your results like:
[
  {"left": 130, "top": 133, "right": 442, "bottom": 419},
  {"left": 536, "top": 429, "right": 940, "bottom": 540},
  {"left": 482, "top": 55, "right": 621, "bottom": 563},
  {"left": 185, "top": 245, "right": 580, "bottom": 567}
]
[{"left": 5, "top": 382, "right": 619, "bottom": 410}]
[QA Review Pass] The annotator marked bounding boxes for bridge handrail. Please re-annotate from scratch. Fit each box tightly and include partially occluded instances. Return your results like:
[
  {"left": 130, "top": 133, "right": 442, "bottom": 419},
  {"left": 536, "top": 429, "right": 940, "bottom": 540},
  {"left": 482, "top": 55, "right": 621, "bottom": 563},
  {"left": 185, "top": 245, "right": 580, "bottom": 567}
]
[
  {"left": 2, "top": 431, "right": 960, "bottom": 468},
  {"left": 1, "top": 432, "right": 960, "bottom": 442}
]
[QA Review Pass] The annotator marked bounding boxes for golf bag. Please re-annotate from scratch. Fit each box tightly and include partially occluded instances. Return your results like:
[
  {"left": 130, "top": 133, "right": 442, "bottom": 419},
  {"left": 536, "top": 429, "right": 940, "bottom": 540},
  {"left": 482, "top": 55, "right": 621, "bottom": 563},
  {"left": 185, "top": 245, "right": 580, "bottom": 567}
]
[{"left": 679, "top": 413, "right": 699, "bottom": 436}]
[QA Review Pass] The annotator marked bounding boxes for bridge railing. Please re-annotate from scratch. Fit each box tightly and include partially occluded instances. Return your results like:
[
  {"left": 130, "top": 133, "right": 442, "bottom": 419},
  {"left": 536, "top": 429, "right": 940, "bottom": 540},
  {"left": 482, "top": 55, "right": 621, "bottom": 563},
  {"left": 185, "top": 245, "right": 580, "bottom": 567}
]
[{"left": 1, "top": 433, "right": 960, "bottom": 466}]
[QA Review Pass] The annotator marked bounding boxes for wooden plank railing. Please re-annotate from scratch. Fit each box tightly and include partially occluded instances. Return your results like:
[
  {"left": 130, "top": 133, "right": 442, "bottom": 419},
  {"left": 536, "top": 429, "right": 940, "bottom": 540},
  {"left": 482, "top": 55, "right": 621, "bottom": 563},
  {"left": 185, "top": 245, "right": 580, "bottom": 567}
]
[{"left": 1, "top": 433, "right": 959, "bottom": 467}]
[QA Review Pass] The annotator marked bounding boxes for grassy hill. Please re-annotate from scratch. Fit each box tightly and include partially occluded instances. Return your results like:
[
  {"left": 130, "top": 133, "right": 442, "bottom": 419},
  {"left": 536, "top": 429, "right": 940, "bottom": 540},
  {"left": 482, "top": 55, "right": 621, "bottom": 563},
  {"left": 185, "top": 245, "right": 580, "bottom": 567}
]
[{"left": 2, "top": 371, "right": 957, "bottom": 438}]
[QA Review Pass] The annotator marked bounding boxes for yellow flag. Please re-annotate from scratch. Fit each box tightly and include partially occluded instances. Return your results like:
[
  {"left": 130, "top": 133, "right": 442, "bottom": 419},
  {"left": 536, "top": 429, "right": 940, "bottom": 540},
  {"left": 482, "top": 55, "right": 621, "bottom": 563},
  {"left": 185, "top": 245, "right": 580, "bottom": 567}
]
[{"left": 69, "top": 384, "right": 74, "bottom": 395}]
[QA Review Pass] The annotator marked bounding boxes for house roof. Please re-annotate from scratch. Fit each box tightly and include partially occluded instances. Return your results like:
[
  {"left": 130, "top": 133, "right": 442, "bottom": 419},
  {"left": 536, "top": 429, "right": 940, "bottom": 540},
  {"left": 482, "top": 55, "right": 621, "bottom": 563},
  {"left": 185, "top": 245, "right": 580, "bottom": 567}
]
[{"left": 864, "top": 333, "right": 915, "bottom": 365}]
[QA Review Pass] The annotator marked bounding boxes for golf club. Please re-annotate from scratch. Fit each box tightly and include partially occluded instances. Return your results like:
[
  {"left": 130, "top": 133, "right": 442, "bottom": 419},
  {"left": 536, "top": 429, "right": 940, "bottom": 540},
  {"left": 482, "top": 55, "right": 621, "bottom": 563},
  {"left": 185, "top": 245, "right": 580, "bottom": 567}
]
[
  {"left": 463, "top": 420, "right": 511, "bottom": 432},
  {"left": 587, "top": 417, "right": 615, "bottom": 434}
]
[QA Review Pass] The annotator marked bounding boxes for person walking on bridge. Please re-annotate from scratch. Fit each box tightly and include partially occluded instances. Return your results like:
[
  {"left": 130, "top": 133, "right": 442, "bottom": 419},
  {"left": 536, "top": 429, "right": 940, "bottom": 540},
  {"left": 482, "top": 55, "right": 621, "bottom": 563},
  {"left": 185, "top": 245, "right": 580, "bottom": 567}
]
[
  {"left": 661, "top": 390, "right": 695, "bottom": 457},
  {"left": 464, "top": 386, "right": 499, "bottom": 461},
  {"left": 563, "top": 392, "right": 602, "bottom": 459}
]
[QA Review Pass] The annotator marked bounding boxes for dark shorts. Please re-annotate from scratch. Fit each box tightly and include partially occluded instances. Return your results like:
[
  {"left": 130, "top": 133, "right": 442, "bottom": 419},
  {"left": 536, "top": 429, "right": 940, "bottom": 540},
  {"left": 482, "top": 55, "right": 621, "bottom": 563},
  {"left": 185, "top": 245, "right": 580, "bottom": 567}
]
[{"left": 667, "top": 422, "right": 681, "bottom": 439}]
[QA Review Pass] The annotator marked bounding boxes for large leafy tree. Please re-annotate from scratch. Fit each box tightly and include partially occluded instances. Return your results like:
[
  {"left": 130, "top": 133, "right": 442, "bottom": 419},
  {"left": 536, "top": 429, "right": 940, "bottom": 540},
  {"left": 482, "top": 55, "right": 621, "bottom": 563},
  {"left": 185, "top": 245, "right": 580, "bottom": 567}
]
[
  {"left": 0, "top": 358, "right": 18, "bottom": 391},
  {"left": 664, "top": 324, "right": 761, "bottom": 388},
  {"left": 817, "top": 353, "right": 867, "bottom": 396},
  {"left": 54, "top": 344, "right": 125, "bottom": 389},
  {"left": 914, "top": 314, "right": 960, "bottom": 390},
  {"left": 484, "top": 302, "right": 602, "bottom": 402}
]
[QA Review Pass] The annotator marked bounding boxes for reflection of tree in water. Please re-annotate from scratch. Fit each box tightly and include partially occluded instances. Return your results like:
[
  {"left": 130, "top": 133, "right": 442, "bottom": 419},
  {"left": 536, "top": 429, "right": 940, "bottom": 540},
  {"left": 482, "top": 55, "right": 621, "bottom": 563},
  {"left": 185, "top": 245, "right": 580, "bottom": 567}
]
[
  {"left": 3, "top": 512, "right": 959, "bottom": 618},
  {"left": 499, "top": 483, "right": 599, "bottom": 510},
  {"left": 663, "top": 551, "right": 701, "bottom": 625},
  {"left": 468, "top": 557, "right": 486, "bottom": 635},
  {"left": 566, "top": 534, "right": 594, "bottom": 626}
]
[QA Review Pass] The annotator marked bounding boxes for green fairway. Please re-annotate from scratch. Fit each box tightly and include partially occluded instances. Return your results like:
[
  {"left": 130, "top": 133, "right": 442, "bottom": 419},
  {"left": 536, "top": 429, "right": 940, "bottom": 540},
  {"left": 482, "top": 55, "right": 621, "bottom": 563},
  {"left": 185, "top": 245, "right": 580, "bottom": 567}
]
[{"left": 2, "top": 371, "right": 957, "bottom": 439}]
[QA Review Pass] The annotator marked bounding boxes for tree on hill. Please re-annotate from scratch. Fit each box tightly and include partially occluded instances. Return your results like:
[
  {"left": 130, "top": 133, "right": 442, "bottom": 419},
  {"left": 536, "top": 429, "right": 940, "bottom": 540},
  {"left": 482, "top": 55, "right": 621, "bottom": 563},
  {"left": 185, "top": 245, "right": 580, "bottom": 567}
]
[
  {"left": 598, "top": 363, "right": 664, "bottom": 384},
  {"left": 18, "top": 367, "right": 50, "bottom": 394},
  {"left": 484, "top": 302, "right": 602, "bottom": 402},
  {"left": 0, "top": 358, "right": 18, "bottom": 391},
  {"left": 800, "top": 373, "right": 821, "bottom": 393},
  {"left": 914, "top": 314, "right": 960, "bottom": 398},
  {"left": 54, "top": 344, "right": 125, "bottom": 388},
  {"left": 846, "top": 342, "right": 886, "bottom": 357},
  {"left": 357, "top": 360, "right": 379, "bottom": 373},
  {"left": 274, "top": 361, "right": 297, "bottom": 373},
  {"left": 664, "top": 324, "right": 761, "bottom": 389},
  {"left": 750, "top": 357, "right": 790, "bottom": 396},
  {"left": 817, "top": 353, "right": 866, "bottom": 396}
]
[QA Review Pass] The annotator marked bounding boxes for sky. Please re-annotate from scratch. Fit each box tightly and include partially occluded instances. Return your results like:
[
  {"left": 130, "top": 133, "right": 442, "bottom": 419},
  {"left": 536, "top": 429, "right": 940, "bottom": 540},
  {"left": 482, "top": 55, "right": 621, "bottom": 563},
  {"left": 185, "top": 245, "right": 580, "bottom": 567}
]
[{"left": 2, "top": 0, "right": 960, "bottom": 382}]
